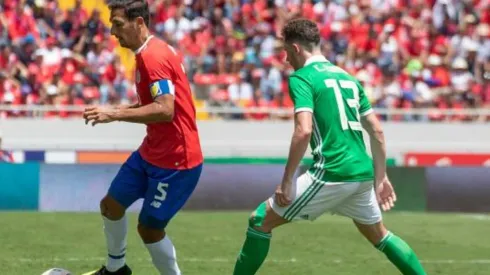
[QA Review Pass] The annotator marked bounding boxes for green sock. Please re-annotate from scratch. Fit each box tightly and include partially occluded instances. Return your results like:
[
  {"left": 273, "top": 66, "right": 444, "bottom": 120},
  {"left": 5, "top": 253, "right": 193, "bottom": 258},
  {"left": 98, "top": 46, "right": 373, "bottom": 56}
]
[
  {"left": 233, "top": 227, "right": 271, "bottom": 275},
  {"left": 376, "top": 232, "right": 427, "bottom": 275}
]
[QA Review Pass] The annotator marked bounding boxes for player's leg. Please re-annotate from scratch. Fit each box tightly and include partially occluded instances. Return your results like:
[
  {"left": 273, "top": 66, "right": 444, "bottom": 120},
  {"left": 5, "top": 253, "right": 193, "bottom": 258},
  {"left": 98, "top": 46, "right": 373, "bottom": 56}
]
[
  {"left": 336, "top": 182, "right": 426, "bottom": 275},
  {"left": 355, "top": 221, "right": 426, "bottom": 275},
  {"left": 96, "top": 151, "right": 148, "bottom": 274},
  {"left": 233, "top": 200, "right": 289, "bottom": 275},
  {"left": 138, "top": 163, "right": 202, "bottom": 275},
  {"left": 233, "top": 172, "right": 344, "bottom": 275}
]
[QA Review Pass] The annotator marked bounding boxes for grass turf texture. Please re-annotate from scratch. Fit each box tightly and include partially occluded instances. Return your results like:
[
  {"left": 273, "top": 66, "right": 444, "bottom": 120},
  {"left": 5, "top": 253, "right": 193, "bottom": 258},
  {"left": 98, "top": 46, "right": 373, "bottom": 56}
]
[{"left": 1, "top": 211, "right": 489, "bottom": 275}]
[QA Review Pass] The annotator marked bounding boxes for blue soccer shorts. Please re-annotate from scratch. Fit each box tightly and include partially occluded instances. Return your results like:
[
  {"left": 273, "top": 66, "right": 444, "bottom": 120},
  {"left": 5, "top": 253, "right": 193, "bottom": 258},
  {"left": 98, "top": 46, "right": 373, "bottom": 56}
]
[{"left": 108, "top": 151, "right": 202, "bottom": 229}]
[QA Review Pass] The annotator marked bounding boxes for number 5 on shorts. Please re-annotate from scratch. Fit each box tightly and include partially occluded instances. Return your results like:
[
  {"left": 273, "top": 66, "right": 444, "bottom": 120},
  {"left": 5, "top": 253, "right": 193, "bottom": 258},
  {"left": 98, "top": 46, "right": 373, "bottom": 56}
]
[{"left": 155, "top": 182, "right": 169, "bottom": 201}]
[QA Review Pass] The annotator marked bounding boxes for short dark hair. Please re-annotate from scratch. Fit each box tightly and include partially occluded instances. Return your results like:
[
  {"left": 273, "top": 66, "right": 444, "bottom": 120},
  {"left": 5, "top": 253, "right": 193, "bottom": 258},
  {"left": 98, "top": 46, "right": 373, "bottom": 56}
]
[
  {"left": 108, "top": 0, "right": 150, "bottom": 27},
  {"left": 281, "top": 18, "right": 320, "bottom": 51}
]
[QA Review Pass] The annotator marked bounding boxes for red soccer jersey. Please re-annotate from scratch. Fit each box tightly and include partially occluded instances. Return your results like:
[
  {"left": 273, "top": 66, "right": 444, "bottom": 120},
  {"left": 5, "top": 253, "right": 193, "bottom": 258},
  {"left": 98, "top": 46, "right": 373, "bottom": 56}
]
[{"left": 134, "top": 36, "right": 203, "bottom": 170}]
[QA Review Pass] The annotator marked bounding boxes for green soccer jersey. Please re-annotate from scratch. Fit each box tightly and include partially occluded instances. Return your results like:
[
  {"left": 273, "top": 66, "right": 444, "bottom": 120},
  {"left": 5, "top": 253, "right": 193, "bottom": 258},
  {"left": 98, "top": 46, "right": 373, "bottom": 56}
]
[{"left": 289, "top": 56, "right": 374, "bottom": 183}]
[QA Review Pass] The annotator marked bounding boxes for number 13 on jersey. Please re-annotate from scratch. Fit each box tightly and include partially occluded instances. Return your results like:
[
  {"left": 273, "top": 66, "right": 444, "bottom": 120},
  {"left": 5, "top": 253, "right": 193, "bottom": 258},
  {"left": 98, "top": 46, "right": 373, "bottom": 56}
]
[{"left": 324, "top": 79, "right": 363, "bottom": 132}]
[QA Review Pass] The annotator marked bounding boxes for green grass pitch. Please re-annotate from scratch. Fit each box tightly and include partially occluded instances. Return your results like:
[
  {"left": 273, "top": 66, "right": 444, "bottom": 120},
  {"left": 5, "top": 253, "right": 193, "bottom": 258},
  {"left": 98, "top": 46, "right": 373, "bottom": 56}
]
[{"left": 1, "top": 211, "right": 489, "bottom": 275}]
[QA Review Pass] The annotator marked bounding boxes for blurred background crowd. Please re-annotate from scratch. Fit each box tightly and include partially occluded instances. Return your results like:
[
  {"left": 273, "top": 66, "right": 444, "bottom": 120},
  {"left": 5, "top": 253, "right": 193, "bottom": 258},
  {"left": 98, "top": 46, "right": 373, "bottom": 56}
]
[{"left": 1, "top": 0, "right": 490, "bottom": 121}]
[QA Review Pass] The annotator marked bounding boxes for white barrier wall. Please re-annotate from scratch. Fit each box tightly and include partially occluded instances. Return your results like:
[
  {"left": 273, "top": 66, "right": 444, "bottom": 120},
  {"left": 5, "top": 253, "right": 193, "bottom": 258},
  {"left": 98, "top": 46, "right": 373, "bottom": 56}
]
[{"left": 1, "top": 119, "right": 490, "bottom": 157}]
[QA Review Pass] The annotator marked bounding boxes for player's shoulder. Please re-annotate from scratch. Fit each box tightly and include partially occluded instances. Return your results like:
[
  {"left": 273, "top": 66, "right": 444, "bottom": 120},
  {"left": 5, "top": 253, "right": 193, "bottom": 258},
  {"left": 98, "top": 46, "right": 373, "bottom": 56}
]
[
  {"left": 141, "top": 37, "right": 176, "bottom": 60},
  {"left": 289, "top": 71, "right": 311, "bottom": 86},
  {"left": 311, "top": 62, "right": 359, "bottom": 83},
  {"left": 142, "top": 37, "right": 163, "bottom": 55},
  {"left": 139, "top": 38, "right": 179, "bottom": 72},
  {"left": 292, "top": 62, "right": 362, "bottom": 90},
  {"left": 293, "top": 60, "right": 332, "bottom": 79},
  {"left": 289, "top": 62, "right": 335, "bottom": 85}
]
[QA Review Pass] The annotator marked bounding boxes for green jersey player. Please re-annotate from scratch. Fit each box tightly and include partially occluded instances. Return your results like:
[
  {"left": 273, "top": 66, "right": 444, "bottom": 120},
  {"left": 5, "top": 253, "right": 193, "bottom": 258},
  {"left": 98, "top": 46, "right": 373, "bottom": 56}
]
[{"left": 232, "top": 19, "right": 427, "bottom": 275}]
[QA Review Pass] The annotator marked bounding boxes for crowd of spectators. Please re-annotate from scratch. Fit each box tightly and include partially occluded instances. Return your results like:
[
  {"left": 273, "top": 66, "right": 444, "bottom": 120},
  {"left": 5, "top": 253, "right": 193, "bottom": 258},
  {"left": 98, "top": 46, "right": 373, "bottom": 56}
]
[
  {"left": 0, "top": 0, "right": 131, "bottom": 119},
  {"left": 1, "top": 0, "right": 490, "bottom": 121}
]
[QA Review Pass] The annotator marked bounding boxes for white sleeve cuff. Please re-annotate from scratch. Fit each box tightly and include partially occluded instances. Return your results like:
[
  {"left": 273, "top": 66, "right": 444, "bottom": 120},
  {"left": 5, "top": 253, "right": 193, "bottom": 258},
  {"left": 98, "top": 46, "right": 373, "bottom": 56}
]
[
  {"left": 295, "top": 107, "right": 313, "bottom": 113},
  {"left": 360, "top": 108, "right": 373, "bottom": 116}
]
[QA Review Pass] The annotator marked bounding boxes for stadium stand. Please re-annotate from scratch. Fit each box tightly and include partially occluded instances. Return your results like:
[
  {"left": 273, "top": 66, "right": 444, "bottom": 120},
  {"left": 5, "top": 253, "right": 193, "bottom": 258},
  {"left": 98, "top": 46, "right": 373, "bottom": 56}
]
[{"left": 0, "top": 0, "right": 490, "bottom": 121}]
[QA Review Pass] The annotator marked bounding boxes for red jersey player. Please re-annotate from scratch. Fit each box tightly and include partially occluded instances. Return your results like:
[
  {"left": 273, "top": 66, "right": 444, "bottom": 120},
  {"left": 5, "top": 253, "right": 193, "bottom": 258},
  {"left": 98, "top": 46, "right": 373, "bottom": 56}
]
[{"left": 83, "top": 1, "right": 203, "bottom": 274}]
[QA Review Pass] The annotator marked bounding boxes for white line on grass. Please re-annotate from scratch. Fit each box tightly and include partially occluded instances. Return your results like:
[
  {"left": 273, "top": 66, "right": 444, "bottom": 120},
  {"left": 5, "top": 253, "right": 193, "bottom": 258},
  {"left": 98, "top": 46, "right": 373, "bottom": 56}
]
[
  {"left": 420, "top": 260, "right": 490, "bottom": 264},
  {"left": 463, "top": 214, "right": 490, "bottom": 221},
  {"left": 14, "top": 257, "right": 490, "bottom": 265}
]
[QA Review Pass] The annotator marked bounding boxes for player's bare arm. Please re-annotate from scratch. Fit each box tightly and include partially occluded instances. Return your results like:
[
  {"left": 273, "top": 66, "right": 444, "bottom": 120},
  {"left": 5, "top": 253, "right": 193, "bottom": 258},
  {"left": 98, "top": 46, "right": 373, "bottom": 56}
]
[
  {"left": 115, "top": 102, "right": 141, "bottom": 110},
  {"left": 112, "top": 93, "right": 174, "bottom": 124},
  {"left": 276, "top": 111, "right": 312, "bottom": 207},
  {"left": 82, "top": 103, "right": 141, "bottom": 125},
  {"left": 361, "top": 112, "right": 386, "bottom": 183},
  {"left": 83, "top": 94, "right": 173, "bottom": 126},
  {"left": 361, "top": 112, "right": 396, "bottom": 211}
]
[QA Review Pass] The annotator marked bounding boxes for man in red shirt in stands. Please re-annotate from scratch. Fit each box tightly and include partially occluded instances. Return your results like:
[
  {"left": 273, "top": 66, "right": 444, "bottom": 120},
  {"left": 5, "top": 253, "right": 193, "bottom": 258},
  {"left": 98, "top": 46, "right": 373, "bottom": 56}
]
[
  {"left": 245, "top": 89, "right": 270, "bottom": 120},
  {"left": 83, "top": 1, "right": 203, "bottom": 274}
]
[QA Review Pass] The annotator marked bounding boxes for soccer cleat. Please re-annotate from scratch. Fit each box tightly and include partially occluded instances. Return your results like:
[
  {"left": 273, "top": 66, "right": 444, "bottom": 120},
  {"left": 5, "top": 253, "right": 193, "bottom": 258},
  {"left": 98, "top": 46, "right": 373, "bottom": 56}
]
[{"left": 85, "top": 265, "right": 132, "bottom": 275}]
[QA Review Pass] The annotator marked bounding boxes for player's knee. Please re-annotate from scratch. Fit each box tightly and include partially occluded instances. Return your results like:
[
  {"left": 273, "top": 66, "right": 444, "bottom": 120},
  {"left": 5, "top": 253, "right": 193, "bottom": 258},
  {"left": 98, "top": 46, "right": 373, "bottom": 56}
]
[
  {"left": 249, "top": 212, "right": 264, "bottom": 230},
  {"left": 248, "top": 202, "right": 272, "bottom": 233},
  {"left": 99, "top": 197, "right": 109, "bottom": 216},
  {"left": 354, "top": 220, "right": 387, "bottom": 245},
  {"left": 100, "top": 195, "right": 125, "bottom": 221},
  {"left": 138, "top": 223, "right": 166, "bottom": 244}
]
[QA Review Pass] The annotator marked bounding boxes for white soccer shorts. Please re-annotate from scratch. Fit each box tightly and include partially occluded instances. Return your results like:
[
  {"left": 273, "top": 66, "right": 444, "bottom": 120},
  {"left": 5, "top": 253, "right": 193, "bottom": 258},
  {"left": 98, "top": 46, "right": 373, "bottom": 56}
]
[{"left": 269, "top": 172, "right": 382, "bottom": 225}]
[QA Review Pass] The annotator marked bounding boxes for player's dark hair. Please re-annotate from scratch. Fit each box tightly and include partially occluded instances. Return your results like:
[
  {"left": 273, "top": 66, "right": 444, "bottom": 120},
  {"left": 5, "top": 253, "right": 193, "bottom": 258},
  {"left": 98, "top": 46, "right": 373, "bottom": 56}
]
[
  {"left": 108, "top": 0, "right": 150, "bottom": 27},
  {"left": 281, "top": 18, "right": 320, "bottom": 52}
]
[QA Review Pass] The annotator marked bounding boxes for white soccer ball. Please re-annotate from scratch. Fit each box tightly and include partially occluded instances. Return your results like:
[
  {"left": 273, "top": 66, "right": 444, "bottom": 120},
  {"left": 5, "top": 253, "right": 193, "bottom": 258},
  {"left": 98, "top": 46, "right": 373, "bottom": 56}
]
[{"left": 41, "top": 268, "right": 72, "bottom": 275}]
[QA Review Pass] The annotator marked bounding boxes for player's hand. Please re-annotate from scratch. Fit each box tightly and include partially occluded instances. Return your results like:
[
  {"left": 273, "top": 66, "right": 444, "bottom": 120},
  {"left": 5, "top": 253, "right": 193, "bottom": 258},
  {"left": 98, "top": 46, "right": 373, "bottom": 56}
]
[
  {"left": 83, "top": 106, "right": 116, "bottom": 126},
  {"left": 275, "top": 181, "right": 292, "bottom": 207},
  {"left": 375, "top": 176, "right": 397, "bottom": 212}
]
